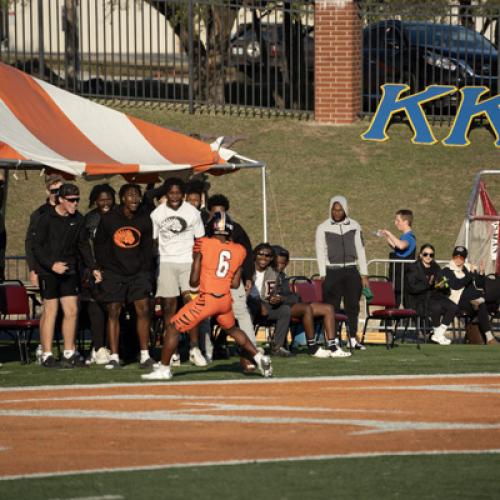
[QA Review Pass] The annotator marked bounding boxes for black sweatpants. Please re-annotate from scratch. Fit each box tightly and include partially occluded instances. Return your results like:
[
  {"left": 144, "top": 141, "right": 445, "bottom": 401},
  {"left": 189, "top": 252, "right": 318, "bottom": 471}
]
[
  {"left": 322, "top": 267, "right": 362, "bottom": 337},
  {"left": 428, "top": 294, "right": 458, "bottom": 328}
]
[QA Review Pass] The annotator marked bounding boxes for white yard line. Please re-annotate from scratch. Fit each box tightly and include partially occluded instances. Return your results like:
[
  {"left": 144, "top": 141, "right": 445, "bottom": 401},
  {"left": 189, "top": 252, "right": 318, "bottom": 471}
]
[{"left": 1, "top": 372, "right": 500, "bottom": 393}]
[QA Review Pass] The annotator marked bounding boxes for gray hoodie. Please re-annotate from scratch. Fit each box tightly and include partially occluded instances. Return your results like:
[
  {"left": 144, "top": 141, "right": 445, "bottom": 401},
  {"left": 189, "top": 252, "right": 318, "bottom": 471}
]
[{"left": 315, "top": 195, "right": 368, "bottom": 277}]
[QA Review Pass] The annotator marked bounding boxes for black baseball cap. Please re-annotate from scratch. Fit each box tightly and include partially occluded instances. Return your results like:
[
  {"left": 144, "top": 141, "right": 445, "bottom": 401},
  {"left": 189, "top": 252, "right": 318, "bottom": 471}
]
[{"left": 452, "top": 246, "right": 468, "bottom": 258}]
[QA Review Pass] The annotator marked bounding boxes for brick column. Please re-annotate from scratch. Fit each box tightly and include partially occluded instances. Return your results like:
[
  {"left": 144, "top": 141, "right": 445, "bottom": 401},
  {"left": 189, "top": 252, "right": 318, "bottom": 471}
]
[{"left": 315, "top": 0, "right": 362, "bottom": 124}]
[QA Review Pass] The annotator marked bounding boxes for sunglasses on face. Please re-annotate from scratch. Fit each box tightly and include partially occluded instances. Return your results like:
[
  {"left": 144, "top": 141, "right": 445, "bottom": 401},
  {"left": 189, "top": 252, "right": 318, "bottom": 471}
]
[
  {"left": 257, "top": 252, "right": 272, "bottom": 258},
  {"left": 63, "top": 197, "right": 80, "bottom": 204},
  {"left": 422, "top": 252, "right": 434, "bottom": 257},
  {"left": 49, "top": 188, "right": 60, "bottom": 194}
]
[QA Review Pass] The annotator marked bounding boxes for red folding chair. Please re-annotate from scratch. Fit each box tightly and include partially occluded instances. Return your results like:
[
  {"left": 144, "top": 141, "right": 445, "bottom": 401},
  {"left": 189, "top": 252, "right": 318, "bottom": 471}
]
[
  {"left": 0, "top": 281, "right": 40, "bottom": 364},
  {"left": 361, "top": 278, "right": 416, "bottom": 349}
]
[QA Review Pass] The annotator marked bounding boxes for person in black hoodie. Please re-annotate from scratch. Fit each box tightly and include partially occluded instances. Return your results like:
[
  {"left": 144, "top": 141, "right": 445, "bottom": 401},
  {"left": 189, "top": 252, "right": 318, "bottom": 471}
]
[
  {"left": 94, "top": 183, "right": 154, "bottom": 369},
  {"left": 33, "top": 183, "right": 100, "bottom": 368}
]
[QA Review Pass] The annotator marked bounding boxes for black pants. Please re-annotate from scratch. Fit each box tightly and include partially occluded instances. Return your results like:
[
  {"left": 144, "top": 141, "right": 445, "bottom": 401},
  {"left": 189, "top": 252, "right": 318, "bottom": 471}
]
[
  {"left": 88, "top": 300, "right": 108, "bottom": 350},
  {"left": 322, "top": 267, "right": 361, "bottom": 337},
  {"left": 428, "top": 295, "right": 458, "bottom": 328},
  {"left": 459, "top": 288, "right": 491, "bottom": 333}
]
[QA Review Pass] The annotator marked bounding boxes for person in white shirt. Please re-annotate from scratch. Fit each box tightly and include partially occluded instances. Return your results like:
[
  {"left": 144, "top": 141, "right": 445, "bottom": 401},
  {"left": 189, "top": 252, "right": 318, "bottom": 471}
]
[{"left": 150, "top": 177, "right": 206, "bottom": 366}]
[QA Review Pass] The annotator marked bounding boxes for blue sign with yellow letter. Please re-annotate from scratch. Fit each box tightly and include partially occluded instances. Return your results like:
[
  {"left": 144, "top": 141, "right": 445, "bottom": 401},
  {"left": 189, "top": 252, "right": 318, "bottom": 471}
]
[{"left": 361, "top": 84, "right": 500, "bottom": 147}]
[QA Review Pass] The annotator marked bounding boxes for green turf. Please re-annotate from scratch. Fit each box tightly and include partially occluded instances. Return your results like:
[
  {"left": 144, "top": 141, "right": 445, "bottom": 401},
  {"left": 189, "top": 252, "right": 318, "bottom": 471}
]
[
  {"left": 0, "top": 343, "right": 499, "bottom": 387},
  {"left": 1, "top": 454, "right": 499, "bottom": 500}
]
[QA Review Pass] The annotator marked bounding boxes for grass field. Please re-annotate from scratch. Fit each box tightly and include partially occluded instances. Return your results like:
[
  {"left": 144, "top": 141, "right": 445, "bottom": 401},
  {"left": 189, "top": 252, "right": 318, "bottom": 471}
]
[
  {"left": 1, "top": 343, "right": 499, "bottom": 387},
  {"left": 1, "top": 454, "right": 499, "bottom": 500}
]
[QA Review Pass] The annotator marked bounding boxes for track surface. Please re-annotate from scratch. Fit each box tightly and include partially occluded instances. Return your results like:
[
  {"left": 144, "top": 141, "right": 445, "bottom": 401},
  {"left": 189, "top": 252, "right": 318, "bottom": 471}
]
[{"left": 1, "top": 374, "right": 499, "bottom": 479}]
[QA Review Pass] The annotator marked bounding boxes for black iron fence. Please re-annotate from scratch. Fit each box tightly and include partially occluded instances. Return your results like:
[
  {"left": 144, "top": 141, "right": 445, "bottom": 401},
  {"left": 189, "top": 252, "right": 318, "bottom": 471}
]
[
  {"left": 361, "top": 1, "right": 500, "bottom": 123},
  {"left": 0, "top": 0, "right": 314, "bottom": 117}
]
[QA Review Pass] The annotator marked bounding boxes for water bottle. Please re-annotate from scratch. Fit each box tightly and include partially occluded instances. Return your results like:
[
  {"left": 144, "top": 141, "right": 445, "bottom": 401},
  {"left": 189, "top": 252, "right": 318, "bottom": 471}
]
[{"left": 35, "top": 344, "right": 43, "bottom": 365}]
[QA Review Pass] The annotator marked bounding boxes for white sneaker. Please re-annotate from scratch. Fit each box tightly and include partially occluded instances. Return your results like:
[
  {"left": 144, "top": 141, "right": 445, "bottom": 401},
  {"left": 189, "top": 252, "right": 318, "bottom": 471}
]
[
  {"left": 330, "top": 348, "right": 352, "bottom": 358},
  {"left": 312, "top": 347, "right": 331, "bottom": 358},
  {"left": 189, "top": 347, "right": 208, "bottom": 367},
  {"left": 170, "top": 352, "right": 181, "bottom": 367},
  {"left": 92, "top": 347, "right": 111, "bottom": 365},
  {"left": 141, "top": 366, "right": 173, "bottom": 381},
  {"left": 255, "top": 354, "right": 273, "bottom": 378},
  {"left": 431, "top": 331, "right": 451, "bottom": 345}
]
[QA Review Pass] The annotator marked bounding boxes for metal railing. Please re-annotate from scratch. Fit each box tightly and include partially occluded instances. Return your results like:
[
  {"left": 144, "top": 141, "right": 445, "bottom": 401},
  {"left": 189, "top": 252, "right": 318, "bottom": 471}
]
[
  {"left": 0, "top": 0, "right": 314, "bottom": 117},
  {"left": 361, "top": 1, "right": 499, "bottom": 124}
]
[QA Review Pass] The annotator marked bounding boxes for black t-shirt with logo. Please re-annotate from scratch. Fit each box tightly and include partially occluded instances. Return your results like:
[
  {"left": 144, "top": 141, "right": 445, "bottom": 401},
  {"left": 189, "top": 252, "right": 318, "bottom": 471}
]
[{"left": 94, "top": 206, "right": 153, "bottom": 277}]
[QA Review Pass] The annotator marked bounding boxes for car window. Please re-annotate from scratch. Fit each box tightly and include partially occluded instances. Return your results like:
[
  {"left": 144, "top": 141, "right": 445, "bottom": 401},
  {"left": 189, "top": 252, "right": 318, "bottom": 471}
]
[{"left": 406, "top": 24, "right": 497, "bottom": 53}]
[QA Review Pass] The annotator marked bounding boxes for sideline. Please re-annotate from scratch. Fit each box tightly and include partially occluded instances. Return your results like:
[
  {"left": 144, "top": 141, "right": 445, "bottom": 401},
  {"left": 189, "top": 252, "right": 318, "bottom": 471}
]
[{"left": 1, "top": 372, "right": 500, "bottom": 392}]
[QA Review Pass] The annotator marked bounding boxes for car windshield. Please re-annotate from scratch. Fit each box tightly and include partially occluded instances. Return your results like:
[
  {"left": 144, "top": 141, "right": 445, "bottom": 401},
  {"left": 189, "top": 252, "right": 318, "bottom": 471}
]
[{"left": 405, "top": 24, "right": 497, "bottom": 53}]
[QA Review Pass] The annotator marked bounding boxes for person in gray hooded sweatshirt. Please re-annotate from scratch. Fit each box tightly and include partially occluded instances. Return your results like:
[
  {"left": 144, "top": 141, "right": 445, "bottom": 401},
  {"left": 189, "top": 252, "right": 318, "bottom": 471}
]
[{"left": 315, "top": 195, "right": 369, "bottom": 350}]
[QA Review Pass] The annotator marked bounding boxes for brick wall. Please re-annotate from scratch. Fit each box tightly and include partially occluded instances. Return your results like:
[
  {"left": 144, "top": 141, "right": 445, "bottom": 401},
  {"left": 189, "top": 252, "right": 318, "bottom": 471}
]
[{"left": 315, "top": 0, "right": 362, "bottom": 124}]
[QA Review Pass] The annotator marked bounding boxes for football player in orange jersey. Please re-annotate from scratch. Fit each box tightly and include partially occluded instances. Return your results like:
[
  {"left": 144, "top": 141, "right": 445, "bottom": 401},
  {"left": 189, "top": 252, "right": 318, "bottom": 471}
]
[{"left": 142, "top": 212, "right": 273, "bottom": 380}]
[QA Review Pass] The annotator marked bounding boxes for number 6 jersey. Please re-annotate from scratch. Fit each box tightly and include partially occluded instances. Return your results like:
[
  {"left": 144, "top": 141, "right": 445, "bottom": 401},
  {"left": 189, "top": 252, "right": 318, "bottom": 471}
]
[{"left": 195, "top": 237, "right": 246, "bottom": 295}]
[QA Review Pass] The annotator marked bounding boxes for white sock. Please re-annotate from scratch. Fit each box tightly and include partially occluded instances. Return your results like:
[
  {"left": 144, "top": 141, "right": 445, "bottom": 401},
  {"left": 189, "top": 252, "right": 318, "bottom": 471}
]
[
  {"left": 349, "top": 337, "right": 357, "bottom": 347},
  {"left": 485, "top": 331, "right": 494, "bottom": 342},
  {"left": 253, "top": 352, "right": 263, "bottom": 364},
  {"left": 42, "top": 352, "right": 52, "bottom": 362},
  {"left": 63, "top": 349, "right": 75, "bottom": 359},
  {"left": 110, "top": 353, "right": 119, "bottom": 362},
  {"left": 140, "top": 350, "right": 150, "bottom": 363}
]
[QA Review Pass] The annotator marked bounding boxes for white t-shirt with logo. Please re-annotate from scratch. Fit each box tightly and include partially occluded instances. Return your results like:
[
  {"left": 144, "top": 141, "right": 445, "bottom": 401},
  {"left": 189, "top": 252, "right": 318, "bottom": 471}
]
[{"left": 150, "top": 201, "right": 205, "bottom": 263}]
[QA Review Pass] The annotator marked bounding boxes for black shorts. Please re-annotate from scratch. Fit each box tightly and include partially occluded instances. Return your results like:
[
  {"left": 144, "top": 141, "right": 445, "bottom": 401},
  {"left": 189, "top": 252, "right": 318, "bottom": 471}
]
[
  {"left": 39, "top": 273, "right": 80, "bottom": 300},
  {"left": 99, "top": 271, "right": 152, "bottom": 304}
]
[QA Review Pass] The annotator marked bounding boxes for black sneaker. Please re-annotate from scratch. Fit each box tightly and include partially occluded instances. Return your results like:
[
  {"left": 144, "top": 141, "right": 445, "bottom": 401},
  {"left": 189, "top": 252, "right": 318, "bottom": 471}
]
[
  {"left": 42, "top": 355, "right": 58, "bottom": 368},
  {"left": 105, "top": 359, "right": 122, "bottom": 370},
  {"left": 139, "top": 357, "right": 155, "bottom": 369},
  {"left": 60, "top": 352, "right": 86, "bottom": 369}
]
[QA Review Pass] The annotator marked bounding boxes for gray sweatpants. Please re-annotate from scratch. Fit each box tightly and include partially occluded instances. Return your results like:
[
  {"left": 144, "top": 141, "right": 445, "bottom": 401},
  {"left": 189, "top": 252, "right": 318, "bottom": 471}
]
[{"left": 231, "top": 282, "right": 257, "bottom": 347}]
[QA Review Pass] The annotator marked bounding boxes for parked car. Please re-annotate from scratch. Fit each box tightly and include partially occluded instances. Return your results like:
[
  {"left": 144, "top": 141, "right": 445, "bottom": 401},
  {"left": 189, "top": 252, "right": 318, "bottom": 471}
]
[
  {"left": 363, "top": 20, "right": 498, "bottom": 109},
  {"left": 229, "top": 23, "right": 314, "bottom": 74}
]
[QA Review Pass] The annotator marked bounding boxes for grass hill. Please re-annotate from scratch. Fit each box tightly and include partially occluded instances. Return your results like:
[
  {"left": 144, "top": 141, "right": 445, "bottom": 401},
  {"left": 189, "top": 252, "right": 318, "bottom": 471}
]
[{"left": 5, "top": 104, "right": 500, "bottom": 267}]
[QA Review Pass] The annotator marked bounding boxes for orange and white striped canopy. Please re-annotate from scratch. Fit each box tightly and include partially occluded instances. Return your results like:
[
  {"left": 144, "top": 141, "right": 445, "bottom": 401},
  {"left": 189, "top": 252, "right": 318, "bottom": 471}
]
[{"left": 0, "top": 62, "right": 256, "bottom": 178}]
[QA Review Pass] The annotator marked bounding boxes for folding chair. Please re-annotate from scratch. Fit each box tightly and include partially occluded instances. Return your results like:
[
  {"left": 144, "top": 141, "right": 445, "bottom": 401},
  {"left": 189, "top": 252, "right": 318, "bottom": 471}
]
[
  {"left": 0, "top": 280, "right": 40, "bottom": 364},
  {"left": 361, "top": 277, "right": 416, "bottom": 349}
]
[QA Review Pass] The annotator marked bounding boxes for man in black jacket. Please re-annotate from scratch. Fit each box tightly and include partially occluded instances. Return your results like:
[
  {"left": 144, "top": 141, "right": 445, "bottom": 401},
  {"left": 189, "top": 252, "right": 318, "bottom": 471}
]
[
  {"left": 94, "top": 184, "right": 154, "bottom": 369},
  {"left": 33, "top": 183, "right": 100, "bottom": 368},
  {"left": 25, "top": 174, "right": 65, "bottom": 287}
]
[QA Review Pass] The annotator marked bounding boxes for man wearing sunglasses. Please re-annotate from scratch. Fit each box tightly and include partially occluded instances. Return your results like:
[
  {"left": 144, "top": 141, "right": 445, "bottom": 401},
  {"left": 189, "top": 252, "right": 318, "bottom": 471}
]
[{"left": 33, "top": 183, "right": 100, "bottom": 368}]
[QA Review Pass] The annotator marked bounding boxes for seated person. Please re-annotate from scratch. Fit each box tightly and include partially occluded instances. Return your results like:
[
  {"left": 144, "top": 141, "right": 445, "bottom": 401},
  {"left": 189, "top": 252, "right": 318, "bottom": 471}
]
[
  {"left": 440, "top": 246, "right": 497, "bottom": 345},
  {"left": 406, "top": 243, "right": 458, "bottom": 345},
  {"left": 273, "top": 245, "right": 350, "bottom": 358},
  {"left": 247, "top": 243, "right": 293, "bottom": 357}
]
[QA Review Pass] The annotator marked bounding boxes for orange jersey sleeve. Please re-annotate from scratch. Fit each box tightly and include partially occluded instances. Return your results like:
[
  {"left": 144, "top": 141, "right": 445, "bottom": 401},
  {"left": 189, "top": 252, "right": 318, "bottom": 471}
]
[{"left": 198, "top": 238, "right": 246, "bottom": 295}]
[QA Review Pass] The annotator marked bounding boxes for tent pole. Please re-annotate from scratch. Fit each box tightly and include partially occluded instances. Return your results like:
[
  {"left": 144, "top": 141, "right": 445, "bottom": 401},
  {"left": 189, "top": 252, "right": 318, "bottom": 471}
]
[{"left": 262, "top": 165, "right": 268, "bottom": 242}]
